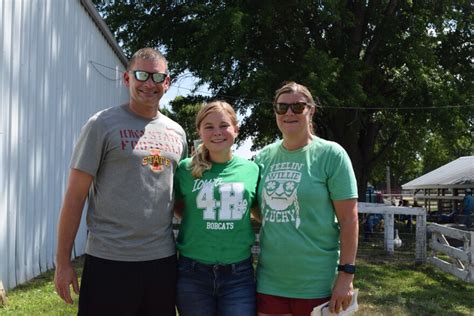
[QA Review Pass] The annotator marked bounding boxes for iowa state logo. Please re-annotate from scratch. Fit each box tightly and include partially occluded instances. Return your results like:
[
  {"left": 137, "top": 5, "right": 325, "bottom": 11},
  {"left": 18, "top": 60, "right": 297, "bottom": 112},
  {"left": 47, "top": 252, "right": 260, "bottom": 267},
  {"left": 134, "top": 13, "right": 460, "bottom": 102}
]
[{"left": 142, "top": 149, "right": 171, "bottom": 172}]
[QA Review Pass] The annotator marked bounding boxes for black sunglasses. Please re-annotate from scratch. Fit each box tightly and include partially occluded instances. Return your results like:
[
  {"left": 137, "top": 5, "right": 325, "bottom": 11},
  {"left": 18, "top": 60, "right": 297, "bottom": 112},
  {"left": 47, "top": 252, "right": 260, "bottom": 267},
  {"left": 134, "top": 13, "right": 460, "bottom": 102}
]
[
  {"left": 274, "top": 102, "right": 310, "bottom": 115},
  {"left": 132, "top": 70, "right": 167, "bottom": 83}
]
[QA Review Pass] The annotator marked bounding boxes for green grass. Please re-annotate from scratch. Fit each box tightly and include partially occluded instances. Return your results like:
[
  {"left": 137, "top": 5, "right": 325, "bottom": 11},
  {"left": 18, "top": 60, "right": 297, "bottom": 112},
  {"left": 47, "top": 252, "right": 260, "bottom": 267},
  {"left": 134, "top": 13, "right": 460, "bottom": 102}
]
[
  {"left": 1, "top": 257, "right": 473, "bottom": 315},
  {"left": 356, "top": 258, "right": 474, "bottom": 315},
  {"left": 0, "top": 258, "right": 82, "bottom": 315}
]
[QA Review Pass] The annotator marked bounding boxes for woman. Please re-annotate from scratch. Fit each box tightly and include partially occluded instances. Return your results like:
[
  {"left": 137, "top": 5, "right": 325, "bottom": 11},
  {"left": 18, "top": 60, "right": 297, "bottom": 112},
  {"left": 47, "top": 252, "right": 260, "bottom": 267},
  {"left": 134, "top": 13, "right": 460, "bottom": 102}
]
[
  {"left": 174, "top": 101, "right": 259, "bottom": 316},
  {"left": 255, "top": 82, "right": 359, "bottom": 316}
]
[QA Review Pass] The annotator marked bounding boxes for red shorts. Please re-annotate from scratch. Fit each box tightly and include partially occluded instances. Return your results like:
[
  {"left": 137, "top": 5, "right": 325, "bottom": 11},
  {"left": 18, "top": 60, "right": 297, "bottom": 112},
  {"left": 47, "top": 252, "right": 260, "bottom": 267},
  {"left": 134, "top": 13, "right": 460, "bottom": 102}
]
[{"left": 257, "top": 292, "right": 331, "bottom": 316}]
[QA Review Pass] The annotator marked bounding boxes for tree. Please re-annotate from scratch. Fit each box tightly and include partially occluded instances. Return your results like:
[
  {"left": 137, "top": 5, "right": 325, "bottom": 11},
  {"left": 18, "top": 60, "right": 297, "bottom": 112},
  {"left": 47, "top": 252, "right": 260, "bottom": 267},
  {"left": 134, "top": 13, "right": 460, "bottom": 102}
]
[
  {"left": 161, "top": 95, "right": 209, "bottom": 150},
  {"left": 95, "top": 0, "right": 473, "bottom": 199}
]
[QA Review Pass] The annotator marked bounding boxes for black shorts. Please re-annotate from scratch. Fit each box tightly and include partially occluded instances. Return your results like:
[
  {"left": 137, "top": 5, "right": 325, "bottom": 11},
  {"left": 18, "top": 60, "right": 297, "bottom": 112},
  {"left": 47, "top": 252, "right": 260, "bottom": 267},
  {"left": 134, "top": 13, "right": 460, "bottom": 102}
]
[{"left": 78, "top": 254, "right": 177, "bottom": 316}]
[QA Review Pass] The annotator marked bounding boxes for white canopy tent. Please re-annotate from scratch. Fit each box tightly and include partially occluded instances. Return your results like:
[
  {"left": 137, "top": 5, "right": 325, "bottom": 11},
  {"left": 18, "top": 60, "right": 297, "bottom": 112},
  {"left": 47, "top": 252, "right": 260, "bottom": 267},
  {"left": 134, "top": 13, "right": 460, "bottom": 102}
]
[
  {"left": 402, "top": 157, "right": 473, "bottom": 283},
  {"left": 402, "top": 156, "right": 474, "bottom": 190}
]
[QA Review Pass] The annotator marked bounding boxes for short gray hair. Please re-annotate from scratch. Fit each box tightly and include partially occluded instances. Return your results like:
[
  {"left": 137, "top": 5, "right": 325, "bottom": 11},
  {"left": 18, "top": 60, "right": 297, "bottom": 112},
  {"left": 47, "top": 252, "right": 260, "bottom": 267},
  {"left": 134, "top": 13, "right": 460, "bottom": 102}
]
[{"left": 127, "top": 48, "right": 168, "bottom": 72}]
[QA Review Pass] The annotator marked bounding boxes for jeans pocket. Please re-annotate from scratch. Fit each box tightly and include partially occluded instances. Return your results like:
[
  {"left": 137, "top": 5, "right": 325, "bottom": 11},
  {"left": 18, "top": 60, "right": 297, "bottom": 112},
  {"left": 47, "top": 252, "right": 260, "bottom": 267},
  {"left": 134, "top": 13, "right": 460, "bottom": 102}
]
[{"left": 233, "top": 260, "right": 254, "bottom": 276}]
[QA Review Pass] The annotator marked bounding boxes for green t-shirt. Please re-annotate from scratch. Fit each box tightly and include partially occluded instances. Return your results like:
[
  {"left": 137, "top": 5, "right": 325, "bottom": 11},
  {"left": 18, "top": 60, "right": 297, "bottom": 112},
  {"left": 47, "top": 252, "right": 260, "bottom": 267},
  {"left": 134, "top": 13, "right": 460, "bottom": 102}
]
[
  {"left": 175, "top": 155, "right": 259, "bottom": 264},
  {"left": 255, "top": 137, "right": 358, "bottom": 298}
]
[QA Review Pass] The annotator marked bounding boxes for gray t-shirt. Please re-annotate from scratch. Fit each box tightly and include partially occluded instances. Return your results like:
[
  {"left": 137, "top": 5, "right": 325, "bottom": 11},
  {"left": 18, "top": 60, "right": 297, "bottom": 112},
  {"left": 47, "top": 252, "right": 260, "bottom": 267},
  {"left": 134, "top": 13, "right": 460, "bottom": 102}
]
[{"left": 71, "top": 104, "right": 187, "bottom": 261}]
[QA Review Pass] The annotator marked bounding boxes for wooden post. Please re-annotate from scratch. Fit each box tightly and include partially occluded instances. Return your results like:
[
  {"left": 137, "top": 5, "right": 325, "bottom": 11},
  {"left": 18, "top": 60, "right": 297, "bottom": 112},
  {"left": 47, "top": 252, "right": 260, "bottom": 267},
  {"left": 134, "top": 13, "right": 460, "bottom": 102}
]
[
  {"left": 0, "top": 280, "right": 7, "bottom": 306},
  {"left": 427, "top": 189, "right": 430, "bottom": 212},
  {"left": 437, "top": 189, "right": 442, "bottom": 212},
  {"left": 415, "top": 211, "right": 427, "bottom": 264},
  {"left": 384, "top": 213, "right": 395, "bottom": 255},
  {"left": 468, "top": 231, "right": 474, "bottom": 283},
  {"left": 386, "top": 166, "right": 391, "bottom": 196},
  {"left": 453, "top": 188, "right": 459, "bottom": 212}
]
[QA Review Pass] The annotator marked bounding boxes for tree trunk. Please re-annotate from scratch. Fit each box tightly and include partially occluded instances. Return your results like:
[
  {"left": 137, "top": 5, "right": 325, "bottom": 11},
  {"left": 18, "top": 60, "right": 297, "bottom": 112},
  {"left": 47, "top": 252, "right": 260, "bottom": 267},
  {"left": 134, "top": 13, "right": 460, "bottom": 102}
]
[{"left": 327, "top": 111, "right": 378, "bottom": 202}]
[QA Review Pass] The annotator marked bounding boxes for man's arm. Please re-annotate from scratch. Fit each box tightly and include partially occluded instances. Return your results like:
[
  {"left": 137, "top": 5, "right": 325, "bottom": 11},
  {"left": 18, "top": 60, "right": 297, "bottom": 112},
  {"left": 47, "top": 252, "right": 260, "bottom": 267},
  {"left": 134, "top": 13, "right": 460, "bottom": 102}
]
[
  {"left": 329, "top": 198, "right": 359, "bottom": 314},
  {"left": 54, "top": 169, "right": 93, "bottom": 304}
]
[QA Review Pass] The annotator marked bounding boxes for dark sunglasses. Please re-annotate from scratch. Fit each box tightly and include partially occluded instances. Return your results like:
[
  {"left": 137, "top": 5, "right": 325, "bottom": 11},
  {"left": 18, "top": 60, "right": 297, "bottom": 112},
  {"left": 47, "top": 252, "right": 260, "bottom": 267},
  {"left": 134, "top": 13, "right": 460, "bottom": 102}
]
[
  {"left": 274, "top": 102, "right": 310, "bottom": 115},
  {"left": 132, "top": 70, "right": 167, "bottom": 83}
]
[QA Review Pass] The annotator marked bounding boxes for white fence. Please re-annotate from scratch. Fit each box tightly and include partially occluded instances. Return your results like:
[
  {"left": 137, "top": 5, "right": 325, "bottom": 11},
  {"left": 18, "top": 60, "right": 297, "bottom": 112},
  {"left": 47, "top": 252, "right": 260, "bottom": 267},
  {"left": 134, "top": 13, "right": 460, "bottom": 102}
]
[
  {"left": 247, "top": 203, "right": 427, "bottom": 263},
  {"left": 358, "top": 203, "right": 427, "bottom": 263},
  {"left": 0, "top": 0, "right": 129, "bottom": 290},
  {"left": 427, "top": 223, "right": 474, "bottom": 283}
]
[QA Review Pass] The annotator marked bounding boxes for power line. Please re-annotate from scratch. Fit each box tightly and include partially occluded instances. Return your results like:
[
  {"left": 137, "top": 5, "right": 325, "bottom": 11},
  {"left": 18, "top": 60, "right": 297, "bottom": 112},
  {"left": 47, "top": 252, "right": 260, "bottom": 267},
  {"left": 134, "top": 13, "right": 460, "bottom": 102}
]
[
  {"left": 88, "top": 60, "right": 474, "bottom": 111},
  {"left": 88, "top": 61, "right": 123, "bottom": 81},
  {"left": 169, "top": 83, "right": 473, "bottom": 111},
  {"left": 320, "top": 105, "right": 473, "bottom": 110}
]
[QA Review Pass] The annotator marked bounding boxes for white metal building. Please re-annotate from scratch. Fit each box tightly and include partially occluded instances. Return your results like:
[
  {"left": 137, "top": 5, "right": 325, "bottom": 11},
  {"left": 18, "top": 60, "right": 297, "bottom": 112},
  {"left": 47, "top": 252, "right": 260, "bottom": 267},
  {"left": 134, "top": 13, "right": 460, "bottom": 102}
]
[{"left": 0, "top": 0, "right": 129, "bottom": 289}]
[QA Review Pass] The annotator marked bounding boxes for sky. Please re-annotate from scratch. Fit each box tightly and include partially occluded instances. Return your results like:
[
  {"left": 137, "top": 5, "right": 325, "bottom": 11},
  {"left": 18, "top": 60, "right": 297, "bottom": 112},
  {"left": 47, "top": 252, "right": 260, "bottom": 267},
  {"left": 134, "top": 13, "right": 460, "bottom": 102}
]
[{"left": 160, "top": 74, "right": 257, "bottom": 159}]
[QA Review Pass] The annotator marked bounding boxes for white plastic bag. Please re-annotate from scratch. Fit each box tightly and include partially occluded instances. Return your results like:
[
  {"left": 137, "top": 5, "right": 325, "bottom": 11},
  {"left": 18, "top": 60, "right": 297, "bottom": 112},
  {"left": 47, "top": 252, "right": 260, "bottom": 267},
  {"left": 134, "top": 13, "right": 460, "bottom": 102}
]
[{"left": 310, "top": 289, "right": 359, "bottom": 316}]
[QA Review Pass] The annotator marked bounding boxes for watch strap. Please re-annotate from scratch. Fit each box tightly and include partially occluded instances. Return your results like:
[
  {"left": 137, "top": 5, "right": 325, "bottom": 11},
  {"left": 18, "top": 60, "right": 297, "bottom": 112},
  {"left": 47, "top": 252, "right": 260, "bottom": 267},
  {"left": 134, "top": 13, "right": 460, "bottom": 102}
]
[{"left": 337, "top": 264, "right": 356, "bottom": 274}]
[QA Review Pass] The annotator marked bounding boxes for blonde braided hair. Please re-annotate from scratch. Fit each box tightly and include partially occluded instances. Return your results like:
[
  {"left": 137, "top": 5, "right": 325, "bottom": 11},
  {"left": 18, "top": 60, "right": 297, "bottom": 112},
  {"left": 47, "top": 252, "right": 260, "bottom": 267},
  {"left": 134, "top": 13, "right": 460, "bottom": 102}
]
[{"left": 190, "top": 101, "right": 238, "bottom": 178}]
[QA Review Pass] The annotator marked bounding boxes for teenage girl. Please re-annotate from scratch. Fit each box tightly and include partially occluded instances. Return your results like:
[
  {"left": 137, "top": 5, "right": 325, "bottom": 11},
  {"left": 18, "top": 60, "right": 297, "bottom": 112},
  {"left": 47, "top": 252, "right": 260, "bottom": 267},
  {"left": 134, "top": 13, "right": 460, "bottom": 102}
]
[{"left": 174, "top": 101, "right": 259, "bottom": 316}]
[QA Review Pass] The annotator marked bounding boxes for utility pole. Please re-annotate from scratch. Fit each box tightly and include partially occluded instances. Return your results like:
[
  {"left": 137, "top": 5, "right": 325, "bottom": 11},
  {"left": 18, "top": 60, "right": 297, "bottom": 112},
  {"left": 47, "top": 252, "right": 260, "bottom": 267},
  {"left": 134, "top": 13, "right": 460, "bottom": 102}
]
[{"left": 386, "top": 166, "right": 391, "bottom": 196}]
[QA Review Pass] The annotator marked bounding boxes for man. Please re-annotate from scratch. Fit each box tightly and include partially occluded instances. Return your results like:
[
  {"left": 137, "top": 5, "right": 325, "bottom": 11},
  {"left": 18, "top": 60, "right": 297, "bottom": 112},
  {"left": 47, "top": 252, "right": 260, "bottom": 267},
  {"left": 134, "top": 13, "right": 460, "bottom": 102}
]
[
  {"left": 54, "top": 48, "right": 187, "bottom": 315},
  {"left": 462, "top": 188, "right": 473, "bottom": 228}
]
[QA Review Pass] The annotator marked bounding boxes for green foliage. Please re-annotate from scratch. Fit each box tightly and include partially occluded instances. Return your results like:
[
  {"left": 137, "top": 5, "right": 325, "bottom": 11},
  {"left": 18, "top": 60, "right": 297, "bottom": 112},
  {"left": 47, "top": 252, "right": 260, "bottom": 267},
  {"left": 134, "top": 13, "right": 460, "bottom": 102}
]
[
  {"left": 94, "top": 0, "right": 473, "bottom": 196},
  {"left": 163, "top": 95, "right": 209, "bottom": 150},
  {"left": 421, "top": 128, "right": 473, "bottom": 174}
]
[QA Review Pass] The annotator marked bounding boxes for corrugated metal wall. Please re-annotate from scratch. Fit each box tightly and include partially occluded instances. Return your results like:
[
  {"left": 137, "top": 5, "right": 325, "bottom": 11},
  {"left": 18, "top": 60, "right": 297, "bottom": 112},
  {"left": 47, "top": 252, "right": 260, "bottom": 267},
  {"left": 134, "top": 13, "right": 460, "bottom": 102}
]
[{"left": 0, "top": 0, "right": 129, "bottom": 290}]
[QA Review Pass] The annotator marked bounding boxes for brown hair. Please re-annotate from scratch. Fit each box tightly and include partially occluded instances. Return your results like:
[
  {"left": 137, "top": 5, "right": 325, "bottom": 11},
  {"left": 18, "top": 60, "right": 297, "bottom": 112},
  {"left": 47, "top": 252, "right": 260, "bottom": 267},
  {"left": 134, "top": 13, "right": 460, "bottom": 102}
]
[
  {"left": 190, "top": 101, "right": 238, "bottom": 178},
  {"left": 274, "top": 81, "right": 316, "bottom": 105},
  {"left": 274, "top": 81, "right": 317, "bottom": 133}
]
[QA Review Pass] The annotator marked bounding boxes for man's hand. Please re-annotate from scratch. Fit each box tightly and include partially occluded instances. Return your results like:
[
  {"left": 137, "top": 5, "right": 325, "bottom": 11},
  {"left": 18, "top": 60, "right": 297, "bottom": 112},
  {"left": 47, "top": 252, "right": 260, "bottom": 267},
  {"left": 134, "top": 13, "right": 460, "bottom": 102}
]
[
  {"left": 54, "top": 169, "right": 92, "bottom": 304},
  {"left": 54, "top": 262, "right": 79, "bottom": 304}
]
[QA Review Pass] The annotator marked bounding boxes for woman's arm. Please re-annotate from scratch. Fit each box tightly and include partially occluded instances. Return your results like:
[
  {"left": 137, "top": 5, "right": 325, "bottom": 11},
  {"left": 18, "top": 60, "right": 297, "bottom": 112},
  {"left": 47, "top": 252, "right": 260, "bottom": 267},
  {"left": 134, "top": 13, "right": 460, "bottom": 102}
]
[
  {"left": 250, "top": 206, "right": 261, "bottom": 223},
  {"left": 174, "top": 199, "right": 185, "bottom": 220},
  {"left": 329, "top": 198, "right": 358, "bottom": 314}
]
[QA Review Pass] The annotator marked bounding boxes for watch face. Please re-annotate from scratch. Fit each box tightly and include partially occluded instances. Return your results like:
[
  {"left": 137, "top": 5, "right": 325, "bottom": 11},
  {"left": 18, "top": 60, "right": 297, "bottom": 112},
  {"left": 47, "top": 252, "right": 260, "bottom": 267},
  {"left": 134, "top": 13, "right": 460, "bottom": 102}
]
[{"left": 338, "top": 264, "right": 356, "bottom": 274}]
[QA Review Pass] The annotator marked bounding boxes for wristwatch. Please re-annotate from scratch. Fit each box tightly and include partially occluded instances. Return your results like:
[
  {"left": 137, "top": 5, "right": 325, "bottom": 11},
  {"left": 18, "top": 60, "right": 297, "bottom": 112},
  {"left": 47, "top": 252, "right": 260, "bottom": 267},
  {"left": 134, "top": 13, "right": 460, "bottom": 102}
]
[{"left": 337, "top": 264, "right": 356, "bottom": 274}]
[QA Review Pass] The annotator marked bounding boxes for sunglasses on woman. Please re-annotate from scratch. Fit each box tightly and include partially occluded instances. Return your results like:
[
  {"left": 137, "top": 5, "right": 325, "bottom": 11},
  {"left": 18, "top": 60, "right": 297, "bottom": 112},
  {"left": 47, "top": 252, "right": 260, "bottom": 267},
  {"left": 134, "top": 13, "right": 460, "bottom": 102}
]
[
  {"left": 132, "top": 70, "right": 167, "bottom": 83},
  {"left": 274, "top": 102, "right": 310, "bottom": 115}
]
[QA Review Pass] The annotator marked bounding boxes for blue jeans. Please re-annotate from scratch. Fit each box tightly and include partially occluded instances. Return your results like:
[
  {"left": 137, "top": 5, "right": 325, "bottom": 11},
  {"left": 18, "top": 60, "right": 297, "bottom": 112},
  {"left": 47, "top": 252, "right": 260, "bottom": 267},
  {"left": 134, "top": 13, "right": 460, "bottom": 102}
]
[{"left": 176, "top": 255, "right": 256, "bottom": 316}]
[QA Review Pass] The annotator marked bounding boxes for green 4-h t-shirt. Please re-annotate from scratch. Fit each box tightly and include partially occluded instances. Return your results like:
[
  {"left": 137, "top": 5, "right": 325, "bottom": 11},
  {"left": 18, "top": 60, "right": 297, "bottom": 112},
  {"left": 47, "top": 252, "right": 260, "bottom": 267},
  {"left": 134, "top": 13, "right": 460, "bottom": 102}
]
[
  {"left": 255, "top": 137, "right": 358, "bottom": 298},
  {"left": 175, "top": 156, "right": 259, "bottom": 264}
]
